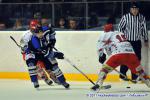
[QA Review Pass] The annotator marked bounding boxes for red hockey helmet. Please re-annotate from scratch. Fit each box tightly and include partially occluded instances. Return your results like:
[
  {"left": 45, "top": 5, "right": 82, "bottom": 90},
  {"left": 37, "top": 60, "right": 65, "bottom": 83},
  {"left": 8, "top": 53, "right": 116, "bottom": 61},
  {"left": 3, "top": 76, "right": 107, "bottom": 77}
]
[
  {"left": 29, "top": 19, "right": 39, "bottom": 30},
  {"left": 103, "top": 24, "right": 113, "bottom": 32}
]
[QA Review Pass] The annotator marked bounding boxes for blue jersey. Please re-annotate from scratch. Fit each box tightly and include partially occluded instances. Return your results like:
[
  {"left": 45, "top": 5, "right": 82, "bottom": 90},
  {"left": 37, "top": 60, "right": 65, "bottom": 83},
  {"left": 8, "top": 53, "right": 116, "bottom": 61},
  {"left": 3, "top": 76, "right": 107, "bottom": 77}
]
[{"left": 27, "top": 26, "right": 56, "bottom": 57}]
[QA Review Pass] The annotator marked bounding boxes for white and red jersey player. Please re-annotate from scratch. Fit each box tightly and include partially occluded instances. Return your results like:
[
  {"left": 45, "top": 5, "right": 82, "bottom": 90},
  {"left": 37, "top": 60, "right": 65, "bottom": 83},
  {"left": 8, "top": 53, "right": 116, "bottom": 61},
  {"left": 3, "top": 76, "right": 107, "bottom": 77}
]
[
  {"left": 97, "top": 30, "right": 134, "bottom": 56},
  {"left": 91, "top": 24, "right": 150, "bottom": 91},
  {"left": 97, "top": 27, "right": 139, "bottom": 74},
  {"left": 98, "top": 28, "right": 140, "bottom": 73}
]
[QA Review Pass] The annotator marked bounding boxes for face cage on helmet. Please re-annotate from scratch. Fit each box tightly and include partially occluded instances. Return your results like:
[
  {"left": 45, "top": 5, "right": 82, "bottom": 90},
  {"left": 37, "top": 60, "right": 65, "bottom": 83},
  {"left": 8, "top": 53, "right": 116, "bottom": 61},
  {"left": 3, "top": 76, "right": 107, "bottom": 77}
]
[{"left": 33, "top": 27, "right": 43, "bottom": 34}]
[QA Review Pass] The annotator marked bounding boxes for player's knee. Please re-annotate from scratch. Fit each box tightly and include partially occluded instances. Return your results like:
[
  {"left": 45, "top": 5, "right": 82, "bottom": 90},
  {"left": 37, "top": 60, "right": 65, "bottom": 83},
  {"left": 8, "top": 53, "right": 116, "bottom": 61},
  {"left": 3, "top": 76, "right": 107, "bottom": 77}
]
[
  {"left": 25, "top": 53, "right": 35, "bottom": 61},
  {"left": 26, "top": 58, "right": 36, "bottom": 67},
  {"left": 101, "top": 64, "right": 113, "bottom": 73},
  {"left": 28, "top": 66, "right": 37, "bottom": 76}
]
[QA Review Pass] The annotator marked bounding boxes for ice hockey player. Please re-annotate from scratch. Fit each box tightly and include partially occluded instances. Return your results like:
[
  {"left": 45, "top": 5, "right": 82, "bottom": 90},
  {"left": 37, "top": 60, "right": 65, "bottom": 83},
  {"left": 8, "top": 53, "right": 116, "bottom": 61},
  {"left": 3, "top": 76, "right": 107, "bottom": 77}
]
[
  {"left": 26, "top": 24, "right": 70, "bottom": 89},
  {"left": 91, "top": 23, "right": 150, "bottom": 91},
  {"left": 20, "top": 20, "right": 59, "bottom": 88}
]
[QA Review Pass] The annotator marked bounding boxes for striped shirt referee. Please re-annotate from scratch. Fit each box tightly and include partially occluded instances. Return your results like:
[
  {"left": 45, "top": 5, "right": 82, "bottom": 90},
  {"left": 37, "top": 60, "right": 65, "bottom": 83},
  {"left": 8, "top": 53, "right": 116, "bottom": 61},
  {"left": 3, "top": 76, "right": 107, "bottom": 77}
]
[
  {"left": 118, "top": 2, "right": 149, "bottom": 82},
  {"left": 118, "top": 12, "right": 148, "bottom": 42}
]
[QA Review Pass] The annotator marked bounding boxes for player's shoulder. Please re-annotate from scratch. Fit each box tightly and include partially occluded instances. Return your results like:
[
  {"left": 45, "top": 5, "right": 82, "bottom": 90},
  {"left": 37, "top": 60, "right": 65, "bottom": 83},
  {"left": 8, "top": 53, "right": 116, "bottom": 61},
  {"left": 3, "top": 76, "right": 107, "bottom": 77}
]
[
  {"left": 43, "top": 27, "right": 55, "bottom": 36},
  {"left": 98, "top": 31, "right": 108, "bottom": 41},
  {"left": 21, "top": 30, "right": 32, "bottom": 40},
  {"left": 102, "top": 31, "right": 118, "bottom": 40},
  {"left": 22, "top": 30, "right": 32, "bottom": 36},
  {"left": 112, "top": 31, "right": 124, "bottom": 37},
  {"left": 105, "top": 31, "right": 115, "bottom": 36}
]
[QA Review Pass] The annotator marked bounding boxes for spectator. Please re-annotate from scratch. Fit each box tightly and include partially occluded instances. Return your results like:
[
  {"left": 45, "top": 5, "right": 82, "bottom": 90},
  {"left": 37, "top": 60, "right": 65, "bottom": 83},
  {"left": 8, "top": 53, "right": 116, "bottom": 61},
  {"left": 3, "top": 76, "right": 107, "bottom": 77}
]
[
  {"left": 41, "top": 18, "right": 50, "bottom": 26},
  {"left": 13, "top": 18, "right": 23, "bottom": 30},
  {"left": 118, "top": 2, "right": 149, "bottom": 83},
  {"left": 0, "top": 23, "right": 6, "bottom": 30},
  {"left": 58, "top": 18, "right": 67, "bottom": 29},
  {"left": 69, "top": 18, "right": 78, "bottom": 30}
]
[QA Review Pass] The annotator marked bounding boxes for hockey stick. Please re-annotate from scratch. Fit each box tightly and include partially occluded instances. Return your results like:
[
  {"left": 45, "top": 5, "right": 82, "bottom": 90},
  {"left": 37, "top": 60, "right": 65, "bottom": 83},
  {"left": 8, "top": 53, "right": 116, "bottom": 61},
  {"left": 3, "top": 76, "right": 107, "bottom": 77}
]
[
  {"left": 53, "top": 47, "right": 96, "bottom": 85},
  {"left": 42, "top": 68, "right": 51, "bottom": 80},
  {"left": 10, "top": 36, "right": 110, "bottom": 89},
  {"left": 10, "top": 36, "right": 96, "bottom": 84},
  {"left": 53, "top": 47, "right": 112, "bottom": 89},
  {"left": 10, "top": 36, "right": 22, "bottom": 48},
  {"left": 113, "top": 68, "right": 139, "bottom": 83}
]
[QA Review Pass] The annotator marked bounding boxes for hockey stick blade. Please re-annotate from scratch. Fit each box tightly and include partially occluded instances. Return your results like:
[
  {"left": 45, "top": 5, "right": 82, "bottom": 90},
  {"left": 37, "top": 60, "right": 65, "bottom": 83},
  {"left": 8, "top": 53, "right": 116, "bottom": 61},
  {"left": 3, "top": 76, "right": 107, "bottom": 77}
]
[
  {"left": 100, "top": 85, "right": 111, "bottom": 90},
  {"left": 91, "top": 84, "right": 111, "bottom": 91}
]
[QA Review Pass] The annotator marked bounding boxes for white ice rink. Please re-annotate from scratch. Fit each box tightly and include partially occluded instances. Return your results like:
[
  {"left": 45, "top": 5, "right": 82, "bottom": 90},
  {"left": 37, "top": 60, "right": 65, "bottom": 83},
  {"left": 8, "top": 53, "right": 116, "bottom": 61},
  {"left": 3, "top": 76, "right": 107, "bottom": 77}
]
[{"left": 0, "top": 80, "right": 150, "bottom": 100}]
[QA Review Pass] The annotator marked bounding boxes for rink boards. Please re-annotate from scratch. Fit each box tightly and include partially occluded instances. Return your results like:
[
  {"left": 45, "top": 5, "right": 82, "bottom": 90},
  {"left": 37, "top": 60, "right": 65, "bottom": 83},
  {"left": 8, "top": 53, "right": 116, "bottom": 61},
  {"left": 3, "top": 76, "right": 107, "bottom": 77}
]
[{"left": 0, "top": 31, "right": 149, "bottom": 81}]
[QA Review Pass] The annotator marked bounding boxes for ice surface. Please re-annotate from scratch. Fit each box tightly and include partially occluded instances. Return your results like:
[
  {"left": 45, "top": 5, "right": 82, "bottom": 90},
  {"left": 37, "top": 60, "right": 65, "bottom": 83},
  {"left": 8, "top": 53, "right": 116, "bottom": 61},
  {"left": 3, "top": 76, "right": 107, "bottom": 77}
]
[{"left": 0, "top": 79, "right": 150, "bottom": 100}]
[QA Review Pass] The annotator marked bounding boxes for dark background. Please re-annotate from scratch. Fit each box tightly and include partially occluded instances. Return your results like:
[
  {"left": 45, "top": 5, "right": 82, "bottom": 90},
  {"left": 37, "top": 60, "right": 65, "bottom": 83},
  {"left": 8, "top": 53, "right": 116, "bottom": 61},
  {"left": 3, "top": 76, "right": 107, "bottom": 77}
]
[{"left": 0, "top": 0, "right": 150, "bottom": 30}]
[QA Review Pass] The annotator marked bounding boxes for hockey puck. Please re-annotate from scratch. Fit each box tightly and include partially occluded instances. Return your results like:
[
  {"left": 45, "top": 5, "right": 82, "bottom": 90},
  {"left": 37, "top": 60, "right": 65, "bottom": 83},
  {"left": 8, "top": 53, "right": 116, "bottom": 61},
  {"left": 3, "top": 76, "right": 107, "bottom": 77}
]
[{"left": 126, "top": 86, "right": 131, "bottom": 88}]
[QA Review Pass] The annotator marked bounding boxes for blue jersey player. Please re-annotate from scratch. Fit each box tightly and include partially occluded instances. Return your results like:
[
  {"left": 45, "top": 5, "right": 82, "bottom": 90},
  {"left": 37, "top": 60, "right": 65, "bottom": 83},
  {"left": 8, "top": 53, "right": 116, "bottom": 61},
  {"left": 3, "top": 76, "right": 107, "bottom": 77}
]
[
  {"left": 28, "top": 26, "right": 70, "bottom": 89},
  {"left": 20, "top": 20, "right": 61, "bottom": 88}
]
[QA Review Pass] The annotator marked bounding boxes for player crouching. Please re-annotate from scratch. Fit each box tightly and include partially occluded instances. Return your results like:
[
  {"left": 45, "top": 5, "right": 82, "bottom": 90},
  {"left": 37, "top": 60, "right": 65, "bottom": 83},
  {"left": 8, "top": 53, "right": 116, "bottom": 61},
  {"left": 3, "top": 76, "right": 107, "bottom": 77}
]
[{"left": 91, "top": 23, "right": 150, "bottom": 91}]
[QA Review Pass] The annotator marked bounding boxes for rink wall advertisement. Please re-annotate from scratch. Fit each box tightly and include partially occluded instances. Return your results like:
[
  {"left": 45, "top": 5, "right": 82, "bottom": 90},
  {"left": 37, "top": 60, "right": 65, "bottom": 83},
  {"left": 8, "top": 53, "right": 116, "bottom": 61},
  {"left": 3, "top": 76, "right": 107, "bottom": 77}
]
[{"left": 0, "top": 31, "right": 149, "bottom": 81}]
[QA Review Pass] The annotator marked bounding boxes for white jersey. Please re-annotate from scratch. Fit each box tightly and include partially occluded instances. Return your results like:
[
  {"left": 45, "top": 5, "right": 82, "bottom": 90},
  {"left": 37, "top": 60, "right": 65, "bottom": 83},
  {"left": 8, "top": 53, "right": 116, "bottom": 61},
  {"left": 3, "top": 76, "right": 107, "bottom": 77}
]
[
  {"left": 97, "top": 31, "right": 135, "bottom": 57},
  {"left": 20, "top": 30, "right": 32, "bottom": 46},
  {"left": 20, "top": 30, "right": 33, "bottom": 52}
]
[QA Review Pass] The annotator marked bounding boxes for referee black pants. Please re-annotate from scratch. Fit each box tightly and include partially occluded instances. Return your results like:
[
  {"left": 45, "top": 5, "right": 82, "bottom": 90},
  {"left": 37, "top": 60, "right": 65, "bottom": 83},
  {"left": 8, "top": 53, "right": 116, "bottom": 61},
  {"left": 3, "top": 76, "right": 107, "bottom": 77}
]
[{"left": 120, "top": 40, "right": 142, "bottom": 80}]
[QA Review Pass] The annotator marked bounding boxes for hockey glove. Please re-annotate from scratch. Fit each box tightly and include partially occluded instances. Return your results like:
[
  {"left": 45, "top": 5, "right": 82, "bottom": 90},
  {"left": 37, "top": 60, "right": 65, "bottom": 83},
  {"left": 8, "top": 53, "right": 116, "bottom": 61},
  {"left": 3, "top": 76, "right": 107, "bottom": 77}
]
[
  {"left": 99, "top": 53, "right": 106, "bottom": 64},
  {"left": 54, "top": 52, "right": 64, "bottom": 59}
]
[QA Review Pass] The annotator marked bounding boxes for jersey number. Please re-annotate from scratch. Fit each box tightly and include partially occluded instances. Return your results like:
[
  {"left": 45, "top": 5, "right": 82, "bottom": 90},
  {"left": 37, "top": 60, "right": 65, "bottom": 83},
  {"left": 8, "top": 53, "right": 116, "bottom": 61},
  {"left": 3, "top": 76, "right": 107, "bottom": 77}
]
[{"left": 116, "top": 34, "right": 126, "bottom": 42}]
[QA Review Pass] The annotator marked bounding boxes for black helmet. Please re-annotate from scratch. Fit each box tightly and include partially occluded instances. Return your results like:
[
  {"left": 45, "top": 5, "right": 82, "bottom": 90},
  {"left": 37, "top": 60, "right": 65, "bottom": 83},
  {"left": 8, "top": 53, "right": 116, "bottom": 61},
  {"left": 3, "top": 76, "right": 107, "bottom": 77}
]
[{"left": 130, "top": 2, "right": 139, "bottom": 8}]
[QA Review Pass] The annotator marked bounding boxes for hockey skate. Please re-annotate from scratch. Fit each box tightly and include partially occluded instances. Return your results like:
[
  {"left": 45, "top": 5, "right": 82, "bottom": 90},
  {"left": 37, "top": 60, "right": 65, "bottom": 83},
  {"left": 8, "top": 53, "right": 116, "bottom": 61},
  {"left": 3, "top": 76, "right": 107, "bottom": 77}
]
[
  {"left": 44, "top": 79, "right": 53, "bottom": 85},
  {"left": 62, "top": 82, "right": 70, "bottom": 89},
  {"left": 140, "top": 75, "right": 150, "bottom": 88},
  {"left": 33, "top": 82, "right": 39, "bottom": 88}
]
